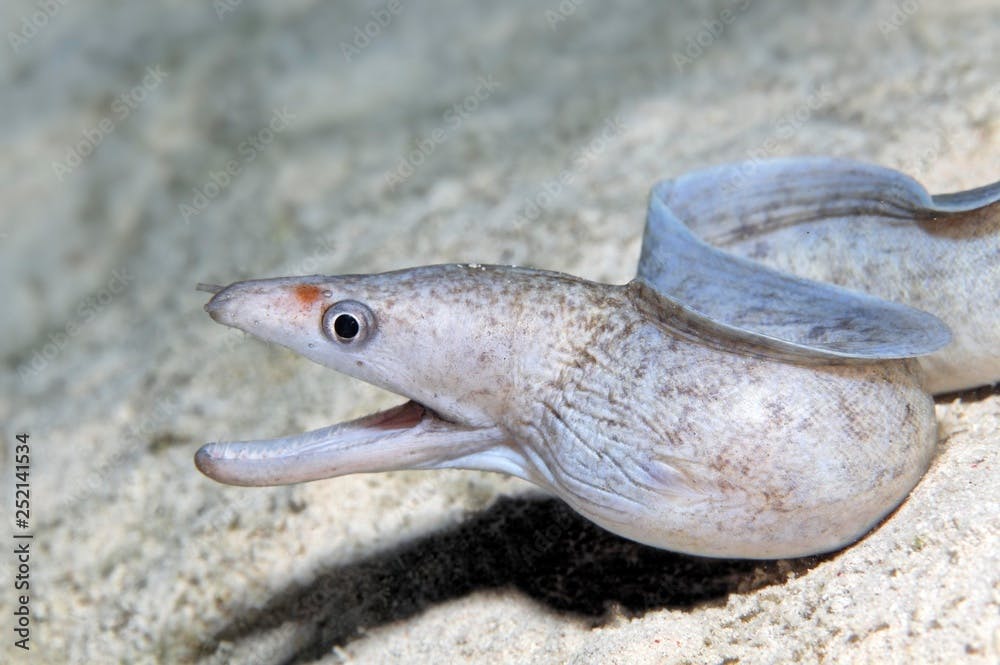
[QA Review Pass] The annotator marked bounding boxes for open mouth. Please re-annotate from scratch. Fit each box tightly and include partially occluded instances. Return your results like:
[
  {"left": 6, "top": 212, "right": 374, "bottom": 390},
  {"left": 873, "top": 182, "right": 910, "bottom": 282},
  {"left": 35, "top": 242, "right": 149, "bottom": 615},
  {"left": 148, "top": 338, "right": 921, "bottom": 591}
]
[{"left": 195, "top": 400, "right": 460, "bottom": 486}]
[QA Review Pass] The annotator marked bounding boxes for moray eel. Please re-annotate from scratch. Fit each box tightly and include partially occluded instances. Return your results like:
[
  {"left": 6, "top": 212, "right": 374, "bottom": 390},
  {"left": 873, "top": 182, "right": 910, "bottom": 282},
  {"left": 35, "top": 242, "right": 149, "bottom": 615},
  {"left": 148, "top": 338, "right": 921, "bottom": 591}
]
[
  {"left": 660, "top": 157, "right": 1000, "bottom": 394},
  {"left": 196, "top": 194, "right": 952, "bottom": 559}
]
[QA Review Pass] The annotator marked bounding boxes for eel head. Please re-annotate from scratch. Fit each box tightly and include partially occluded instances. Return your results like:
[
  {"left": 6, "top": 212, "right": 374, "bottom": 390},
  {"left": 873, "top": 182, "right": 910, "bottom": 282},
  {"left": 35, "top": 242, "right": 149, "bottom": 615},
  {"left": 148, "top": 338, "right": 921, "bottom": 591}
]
[{"left": 195, "top": 265, "right": 533, "bottom": 487}]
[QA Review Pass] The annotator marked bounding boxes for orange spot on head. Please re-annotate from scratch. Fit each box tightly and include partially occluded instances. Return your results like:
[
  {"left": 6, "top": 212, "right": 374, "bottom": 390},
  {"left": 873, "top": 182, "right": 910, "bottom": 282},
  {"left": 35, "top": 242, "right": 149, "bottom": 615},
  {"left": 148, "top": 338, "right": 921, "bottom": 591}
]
[{"left": 292, "top": 283, "right": 323, "bottom": 309}]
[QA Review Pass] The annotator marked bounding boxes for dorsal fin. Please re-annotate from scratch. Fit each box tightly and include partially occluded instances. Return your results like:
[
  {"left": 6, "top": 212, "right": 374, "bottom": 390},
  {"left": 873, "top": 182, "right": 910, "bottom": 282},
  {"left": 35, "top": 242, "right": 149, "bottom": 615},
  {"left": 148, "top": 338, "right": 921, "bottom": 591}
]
[
  {"left": 637, "top": 180, "right": 952, "bottom": 363},
  {"left": 660, "top": 157, "right": 1000, "bottom": 245}
]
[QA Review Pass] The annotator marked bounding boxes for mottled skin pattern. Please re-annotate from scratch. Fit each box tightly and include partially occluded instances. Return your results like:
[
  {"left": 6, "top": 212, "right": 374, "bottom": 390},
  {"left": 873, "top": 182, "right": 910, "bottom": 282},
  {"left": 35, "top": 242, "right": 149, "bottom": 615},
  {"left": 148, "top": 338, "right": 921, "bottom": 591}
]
[
  {"left": 667, "top": 158, "right": 1000, "bottom": 393},
  {"left": 199, "top": 265, "right": 935, "bottom": 559}
]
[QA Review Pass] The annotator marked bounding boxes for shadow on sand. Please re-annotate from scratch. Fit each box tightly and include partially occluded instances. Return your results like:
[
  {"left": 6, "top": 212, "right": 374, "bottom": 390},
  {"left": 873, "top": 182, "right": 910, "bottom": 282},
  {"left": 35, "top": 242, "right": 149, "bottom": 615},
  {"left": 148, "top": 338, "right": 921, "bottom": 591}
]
[{"left": 203, "top": 495, "right": 826, "bottom": 663}]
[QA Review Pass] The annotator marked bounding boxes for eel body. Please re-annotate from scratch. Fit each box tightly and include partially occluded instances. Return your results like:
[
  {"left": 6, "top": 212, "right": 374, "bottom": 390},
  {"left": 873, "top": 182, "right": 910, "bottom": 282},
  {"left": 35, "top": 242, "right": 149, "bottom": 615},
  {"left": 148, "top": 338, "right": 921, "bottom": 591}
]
[
  {"left": 197, "top": 200, "right": 951, "bottom": 558},
  {"left": 197, "top": 157, "right": 998, "bottom": 559}
]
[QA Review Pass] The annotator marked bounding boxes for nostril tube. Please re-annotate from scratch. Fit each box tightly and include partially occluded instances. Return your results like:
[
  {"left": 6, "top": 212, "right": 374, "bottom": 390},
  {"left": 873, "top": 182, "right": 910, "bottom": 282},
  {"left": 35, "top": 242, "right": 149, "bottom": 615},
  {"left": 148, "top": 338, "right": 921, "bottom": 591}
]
[{"left": 196, "top": 283, "right": 224, "bottom": 294}]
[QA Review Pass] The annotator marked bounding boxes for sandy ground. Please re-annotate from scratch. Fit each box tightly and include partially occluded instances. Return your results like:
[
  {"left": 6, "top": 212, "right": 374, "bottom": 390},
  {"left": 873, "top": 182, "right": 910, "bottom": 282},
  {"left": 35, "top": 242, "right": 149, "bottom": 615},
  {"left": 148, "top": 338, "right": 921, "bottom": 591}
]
[{"left": 1, "top": 1, "right": 997, "bottom": 663}]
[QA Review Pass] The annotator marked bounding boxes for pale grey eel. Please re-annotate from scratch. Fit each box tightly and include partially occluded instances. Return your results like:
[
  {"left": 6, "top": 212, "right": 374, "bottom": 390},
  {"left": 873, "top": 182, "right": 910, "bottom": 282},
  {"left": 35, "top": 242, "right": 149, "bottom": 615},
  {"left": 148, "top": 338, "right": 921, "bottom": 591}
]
[{"left": 194, "top": 172, "right": 968, "bottom": 559}]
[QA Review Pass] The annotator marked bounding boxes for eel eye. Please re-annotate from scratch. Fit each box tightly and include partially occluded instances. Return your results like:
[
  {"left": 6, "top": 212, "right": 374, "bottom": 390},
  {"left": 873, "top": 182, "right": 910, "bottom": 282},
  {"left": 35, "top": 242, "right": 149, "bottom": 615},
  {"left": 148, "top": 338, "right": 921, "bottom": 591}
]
[{"left": 322, "top": 300, "right": 375, "bottom": 345}]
